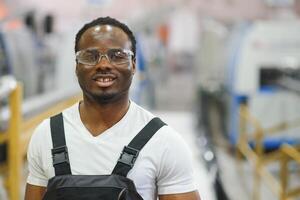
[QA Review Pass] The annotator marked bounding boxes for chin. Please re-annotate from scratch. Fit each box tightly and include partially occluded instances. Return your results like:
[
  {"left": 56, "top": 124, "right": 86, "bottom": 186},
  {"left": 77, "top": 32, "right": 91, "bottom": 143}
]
[
  {"left": 96, "top": 94, "right": 117, "bottom": 104},
  {"left": 91, "top": 90, "right": 126, "bottom": 104}
]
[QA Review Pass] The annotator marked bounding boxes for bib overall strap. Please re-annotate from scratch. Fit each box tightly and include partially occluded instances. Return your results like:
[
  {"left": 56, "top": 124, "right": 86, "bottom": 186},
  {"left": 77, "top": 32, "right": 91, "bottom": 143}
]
[
  {"left": 50, "top": 113, "right": 72, "bottom": 176},
  {"left": 112, "top": 117, "right": 166, "bottom": 177}
]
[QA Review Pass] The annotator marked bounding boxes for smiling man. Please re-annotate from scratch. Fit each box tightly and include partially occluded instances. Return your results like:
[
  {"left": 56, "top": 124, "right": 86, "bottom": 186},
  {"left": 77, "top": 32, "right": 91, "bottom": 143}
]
[{"left": 25, "top": 16, "right": 201, "bottom": 200}]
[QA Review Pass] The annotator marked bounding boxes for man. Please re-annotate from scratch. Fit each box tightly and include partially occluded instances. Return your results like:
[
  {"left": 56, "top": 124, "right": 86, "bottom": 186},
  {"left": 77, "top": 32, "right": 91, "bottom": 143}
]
[{"left": 25, "top": 16, "right": 200, "bottom": 200}]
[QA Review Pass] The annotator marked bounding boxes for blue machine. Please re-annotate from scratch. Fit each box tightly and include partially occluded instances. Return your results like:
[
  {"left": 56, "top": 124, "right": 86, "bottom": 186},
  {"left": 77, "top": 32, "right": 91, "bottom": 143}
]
[{"left": 226, "top": 20, "right": 300, "bottom": 150}]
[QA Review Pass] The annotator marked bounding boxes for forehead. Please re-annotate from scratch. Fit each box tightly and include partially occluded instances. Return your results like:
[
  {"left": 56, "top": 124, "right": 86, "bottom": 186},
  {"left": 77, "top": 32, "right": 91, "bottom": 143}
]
[{"left": 78, "top": 25, "right": 132, "bottom": 50}]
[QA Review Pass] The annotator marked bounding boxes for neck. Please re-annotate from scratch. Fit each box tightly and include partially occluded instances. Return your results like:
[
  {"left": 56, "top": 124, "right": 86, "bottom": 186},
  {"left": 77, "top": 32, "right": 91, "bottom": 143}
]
[{"left": 79, "top": 94, "right": 130, "bottom": 136}]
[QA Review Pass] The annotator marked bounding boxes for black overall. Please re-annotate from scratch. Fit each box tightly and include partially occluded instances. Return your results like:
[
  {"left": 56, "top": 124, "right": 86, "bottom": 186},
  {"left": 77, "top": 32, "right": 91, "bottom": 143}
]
[{"left": 42, "top": 113, "right": 166, "bottom": 200}]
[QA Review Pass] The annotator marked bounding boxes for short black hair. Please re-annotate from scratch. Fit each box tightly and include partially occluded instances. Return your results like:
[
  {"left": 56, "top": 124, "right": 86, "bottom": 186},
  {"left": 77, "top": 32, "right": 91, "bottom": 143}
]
[{"left": 75, "top": 16, "right": 136, "bottom": 56}]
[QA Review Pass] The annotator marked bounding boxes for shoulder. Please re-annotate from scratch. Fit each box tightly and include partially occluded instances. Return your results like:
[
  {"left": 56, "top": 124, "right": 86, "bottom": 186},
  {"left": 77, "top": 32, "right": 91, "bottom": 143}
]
[
  {"left": 30, "top": 118, "right": 51, "bottom": 145},
  {"left": 130, "top": 101, "right": 187, "bottom": 148},
  {"left": 140, "top": 122, "right": 197, "bottom": 194},
  {"left": 152, "top": 124, "right": 189, "bottom": 150},
  {"left": 139, "top": 119, "right": 192, "bottom": 169},
  {"left": 130, "top": 101, "right": 156, "bottom": 121},
  {"left": 27, "top": 118, "right": 52, "bottom": 158},
  {"left": 60, "top": 102, "right": 80, "bottom": 124}
]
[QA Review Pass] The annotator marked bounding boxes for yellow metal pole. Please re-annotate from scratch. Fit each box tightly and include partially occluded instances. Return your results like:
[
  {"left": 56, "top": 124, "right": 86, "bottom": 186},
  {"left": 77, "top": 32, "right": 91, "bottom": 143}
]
[
  {"left": 237, "top": 105, "right": 247, "bottom": 160},
  {"left": 253, "top": 156, "right": 261, "bottom": 200},
  {"left": 281, "top": 145, "right": 300, "bottom": 200},
  {"left": 280, "top": 156, "right": 288, "bottom": 200},
  {"left": 255, "top": 128, "right": 264, "bottom": 200},
  {"left": 236, "top": 104, "right": 300, "bottom": 200},
  {"left": 7, "top": 84, "right": 22, "bottom": 200}
]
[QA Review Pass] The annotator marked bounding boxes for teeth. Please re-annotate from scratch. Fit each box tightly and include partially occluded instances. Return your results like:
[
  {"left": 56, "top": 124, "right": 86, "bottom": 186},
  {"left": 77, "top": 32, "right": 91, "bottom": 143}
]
[{"left": 98, "top": 78, "right": 113, "bottom": 82}]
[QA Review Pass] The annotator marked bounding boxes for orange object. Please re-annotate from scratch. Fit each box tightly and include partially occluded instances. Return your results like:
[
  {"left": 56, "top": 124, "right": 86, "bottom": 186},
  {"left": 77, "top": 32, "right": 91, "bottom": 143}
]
[
  {"left": 157, "top": 24, "right": 169, "bottom": 46},
  {"left": 0, "top": 2, "right": 8, "bottom": 19}
]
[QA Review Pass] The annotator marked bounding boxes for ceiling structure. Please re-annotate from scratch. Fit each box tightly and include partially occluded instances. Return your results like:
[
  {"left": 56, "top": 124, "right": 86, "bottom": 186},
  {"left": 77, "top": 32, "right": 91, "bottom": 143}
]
[{"left": 5, "top": 0, "right": 300, "bottom": 31}]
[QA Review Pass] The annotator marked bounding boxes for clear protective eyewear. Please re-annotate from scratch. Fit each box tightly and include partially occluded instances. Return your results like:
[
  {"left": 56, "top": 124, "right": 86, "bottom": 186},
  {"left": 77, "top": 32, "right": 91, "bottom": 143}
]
[{"left": 76, "top": 48, "right": 134, "bottom": 66}]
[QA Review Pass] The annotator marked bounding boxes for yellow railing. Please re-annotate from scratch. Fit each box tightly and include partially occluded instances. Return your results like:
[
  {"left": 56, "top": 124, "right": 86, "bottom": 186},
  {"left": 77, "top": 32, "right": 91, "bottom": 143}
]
[
  {"left": 0, "top": 83, "right": 22, "bottom": 200},
  {"left": 21, "top": 93, "right": 82, "bottom": 157},
  {"left": 237, "top": 104, "right": 300, "bottom": 200},
  {"left": 280, "top": 144, "right": 300, "bottom": 200},
  {"left": 0, "top": 82, "right": 81, "bottom": 200}
]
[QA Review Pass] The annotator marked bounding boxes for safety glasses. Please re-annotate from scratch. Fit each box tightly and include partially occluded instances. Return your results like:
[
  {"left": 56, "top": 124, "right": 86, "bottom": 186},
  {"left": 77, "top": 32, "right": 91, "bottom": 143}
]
[{"left": 76, "top": 48, "right": 134, "bottom": 66}]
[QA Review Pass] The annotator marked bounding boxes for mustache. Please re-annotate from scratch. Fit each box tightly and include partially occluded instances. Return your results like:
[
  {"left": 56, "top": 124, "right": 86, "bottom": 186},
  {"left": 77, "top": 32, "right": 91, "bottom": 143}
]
[{"left": 92, "top": 72, "right": 117, "bottom": 80}]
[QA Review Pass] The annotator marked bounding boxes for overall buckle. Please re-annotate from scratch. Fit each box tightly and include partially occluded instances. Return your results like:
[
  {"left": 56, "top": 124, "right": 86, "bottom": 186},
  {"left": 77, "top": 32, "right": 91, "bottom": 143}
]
[
  {"left": 51, "top": 146, "right": 69, "bottom": 166},
  {"left": 118, "top": 146, "right": 139, "bottom": 167}
]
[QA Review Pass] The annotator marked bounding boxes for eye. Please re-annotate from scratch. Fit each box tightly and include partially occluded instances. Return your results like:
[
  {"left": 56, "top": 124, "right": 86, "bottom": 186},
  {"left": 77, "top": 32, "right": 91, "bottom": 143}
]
[
  {"left": 110, "top": 50, "right": 128, "bottom": 60},
  {"left": 81, "top": 49, "right": 99, "bottom": 60}
]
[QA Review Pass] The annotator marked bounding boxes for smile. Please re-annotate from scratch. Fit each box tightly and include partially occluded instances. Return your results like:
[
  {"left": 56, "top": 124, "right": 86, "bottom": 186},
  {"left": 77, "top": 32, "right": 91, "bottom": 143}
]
[
  {"left": 97, "top": 78, "right": 114, "bottom": 82},
  {"left": 94, "top": 77, "right": 116, "bottom": 87}
]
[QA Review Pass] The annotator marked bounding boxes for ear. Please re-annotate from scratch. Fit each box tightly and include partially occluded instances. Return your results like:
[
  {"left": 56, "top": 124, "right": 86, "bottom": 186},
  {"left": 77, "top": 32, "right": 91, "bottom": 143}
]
[{"left": 131, "top": 58, "right": 136, "bottom": 75}]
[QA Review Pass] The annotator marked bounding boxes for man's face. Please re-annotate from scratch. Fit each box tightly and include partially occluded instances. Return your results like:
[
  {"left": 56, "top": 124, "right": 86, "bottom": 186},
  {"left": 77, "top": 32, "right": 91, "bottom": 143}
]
[{"left": 76, "top": 25, "right": 136, "bottom": 103}]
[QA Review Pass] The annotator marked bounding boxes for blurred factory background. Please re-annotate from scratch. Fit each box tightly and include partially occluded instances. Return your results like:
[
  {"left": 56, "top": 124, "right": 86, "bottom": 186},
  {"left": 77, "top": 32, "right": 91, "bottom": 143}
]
[{"left": 0, "top": 0, "right": 300, "bottom": 199}]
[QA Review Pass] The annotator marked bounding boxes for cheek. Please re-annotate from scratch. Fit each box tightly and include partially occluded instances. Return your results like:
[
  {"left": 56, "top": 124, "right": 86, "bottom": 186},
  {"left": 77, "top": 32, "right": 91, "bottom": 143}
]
[
  {"left": 75, "top": 64, "right": 83, "bottom": 75},
  {"left": 76, "top": 68, "right": 91, "bottom": 85},
  {"left": 76, "top": 65, "right": 83, "bottom": 78},
  {"left": 120, "top": 69, "right": 133, "bottom": 79},
  {"left": 122, "top": 71, "right": 134, "bottom": 86}
]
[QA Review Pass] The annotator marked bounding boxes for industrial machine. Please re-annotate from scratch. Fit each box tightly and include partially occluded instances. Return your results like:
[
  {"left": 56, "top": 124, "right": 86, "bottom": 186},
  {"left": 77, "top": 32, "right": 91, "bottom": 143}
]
[{"left": 227, "top": 19, "right": 300, "bottom": 150}]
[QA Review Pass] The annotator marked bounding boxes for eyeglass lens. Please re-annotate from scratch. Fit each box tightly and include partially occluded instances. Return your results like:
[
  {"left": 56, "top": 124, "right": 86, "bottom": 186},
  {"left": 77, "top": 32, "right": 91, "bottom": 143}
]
[{"left": 77, "top": 49, "right": 132, "bottom": 66}]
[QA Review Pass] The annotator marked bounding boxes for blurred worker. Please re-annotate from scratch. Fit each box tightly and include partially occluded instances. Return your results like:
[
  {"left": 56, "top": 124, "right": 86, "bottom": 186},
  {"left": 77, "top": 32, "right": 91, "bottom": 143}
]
[{"left": 25, "top": 16, "right": 200, "bottom": 200}]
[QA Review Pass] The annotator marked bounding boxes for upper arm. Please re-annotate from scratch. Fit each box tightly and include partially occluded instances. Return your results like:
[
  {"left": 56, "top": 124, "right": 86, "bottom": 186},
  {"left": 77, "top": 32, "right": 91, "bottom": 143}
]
[
  {"left": 159, "top": 191, "right": 201, "bottom": 200},
  {"left": 157, "top": 128, "right": 197, "bottom": 195},
  {"left": 25, "top": 124, "right": 48, "bottom": 199},
  {"left": 26, "top": 122, "right": 50, "bottom": 187},
  {"left": 25, "top": 183, "right": 46, "bottom": 200}
]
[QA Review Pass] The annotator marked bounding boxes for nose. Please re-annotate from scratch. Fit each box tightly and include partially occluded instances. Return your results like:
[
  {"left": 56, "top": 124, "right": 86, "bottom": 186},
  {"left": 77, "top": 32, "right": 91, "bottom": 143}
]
[
  {"left": 95, "top": 54, "right": 112, "bottom": 69},
  {"left": 99, "top": 54, "right": 111, "bottom": 64}
]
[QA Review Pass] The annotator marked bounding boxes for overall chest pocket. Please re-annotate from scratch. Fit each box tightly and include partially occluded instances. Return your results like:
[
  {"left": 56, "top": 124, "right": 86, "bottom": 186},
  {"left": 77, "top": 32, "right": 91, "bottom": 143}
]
[{"left": 43, "top": 174, "right": 144, "bottom": 200}]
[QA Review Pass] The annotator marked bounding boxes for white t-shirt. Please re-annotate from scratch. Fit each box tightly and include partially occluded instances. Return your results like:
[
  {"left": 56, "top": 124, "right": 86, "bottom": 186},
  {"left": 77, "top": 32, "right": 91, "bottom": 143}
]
[{"left": 27, "top": 101, "right": 196, "bottom": 200}]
